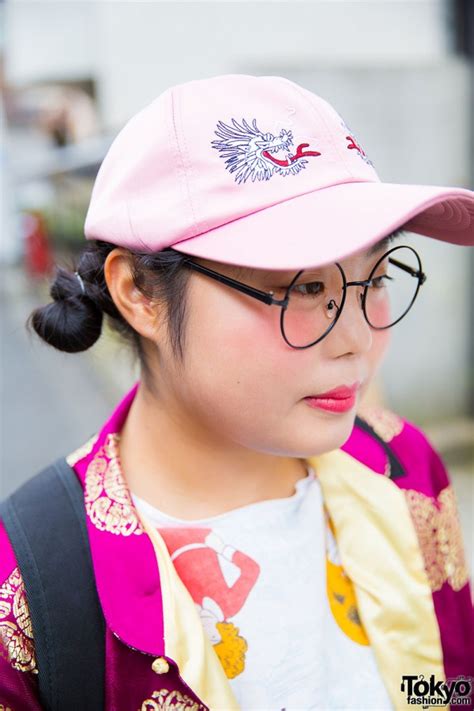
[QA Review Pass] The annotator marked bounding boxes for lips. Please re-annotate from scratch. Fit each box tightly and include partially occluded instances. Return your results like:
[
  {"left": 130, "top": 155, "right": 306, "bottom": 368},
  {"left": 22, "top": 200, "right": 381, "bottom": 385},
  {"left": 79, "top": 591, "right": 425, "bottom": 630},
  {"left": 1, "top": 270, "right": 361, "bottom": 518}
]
[
  {"left": 308, "top": 382, "right": 361, "bottom": 399},
  {"left": 303, "top": 382, "right": 361, "bottom": 414}
]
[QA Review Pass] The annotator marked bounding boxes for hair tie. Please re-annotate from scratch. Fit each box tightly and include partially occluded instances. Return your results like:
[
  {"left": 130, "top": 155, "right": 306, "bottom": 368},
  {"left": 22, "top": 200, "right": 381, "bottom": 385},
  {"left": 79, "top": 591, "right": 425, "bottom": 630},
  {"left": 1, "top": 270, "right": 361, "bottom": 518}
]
[{"left": 74, "top": 271, "right": 86, "bottom": 295}]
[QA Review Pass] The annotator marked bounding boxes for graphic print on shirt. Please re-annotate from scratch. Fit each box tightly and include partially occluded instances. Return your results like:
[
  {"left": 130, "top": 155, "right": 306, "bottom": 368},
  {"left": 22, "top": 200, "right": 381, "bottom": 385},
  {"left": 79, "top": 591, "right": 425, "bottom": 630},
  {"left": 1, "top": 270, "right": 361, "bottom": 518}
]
[
  {"left": 158, "top": 527, "right": 259, "bottom": 679},
  {"left": 158, "top": 512, "right": 369, "bottom": 685}
]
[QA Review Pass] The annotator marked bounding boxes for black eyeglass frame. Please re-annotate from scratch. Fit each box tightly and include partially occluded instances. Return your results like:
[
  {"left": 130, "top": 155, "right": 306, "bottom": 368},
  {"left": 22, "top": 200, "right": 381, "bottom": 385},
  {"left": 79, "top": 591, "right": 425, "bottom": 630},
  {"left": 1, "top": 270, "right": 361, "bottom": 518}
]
[{"left": 181, "top": 244, "right": 427, "bottom": 349}]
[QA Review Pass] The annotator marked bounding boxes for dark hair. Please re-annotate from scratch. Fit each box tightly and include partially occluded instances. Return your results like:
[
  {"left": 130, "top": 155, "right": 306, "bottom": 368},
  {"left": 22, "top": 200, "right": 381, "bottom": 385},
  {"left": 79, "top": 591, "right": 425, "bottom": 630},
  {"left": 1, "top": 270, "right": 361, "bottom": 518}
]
[{"left": 26, "top": 240, "right": 192, "bottom": 388}]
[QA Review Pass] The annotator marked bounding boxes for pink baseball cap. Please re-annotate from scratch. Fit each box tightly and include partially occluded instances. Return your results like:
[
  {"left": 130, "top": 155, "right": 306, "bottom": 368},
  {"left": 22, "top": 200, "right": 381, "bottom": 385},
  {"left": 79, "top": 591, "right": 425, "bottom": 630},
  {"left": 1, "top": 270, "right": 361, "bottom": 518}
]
[{"left": 84, "top": 73, "right": 474, "bottom": 270}]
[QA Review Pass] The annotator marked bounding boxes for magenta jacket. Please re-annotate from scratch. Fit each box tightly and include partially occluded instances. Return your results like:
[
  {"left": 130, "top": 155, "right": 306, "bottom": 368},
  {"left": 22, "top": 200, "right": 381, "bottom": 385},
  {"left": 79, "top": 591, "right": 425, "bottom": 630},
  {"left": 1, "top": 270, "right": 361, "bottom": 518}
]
[{"left": 1, "top": 381, "right": 473, "bottom": 710}]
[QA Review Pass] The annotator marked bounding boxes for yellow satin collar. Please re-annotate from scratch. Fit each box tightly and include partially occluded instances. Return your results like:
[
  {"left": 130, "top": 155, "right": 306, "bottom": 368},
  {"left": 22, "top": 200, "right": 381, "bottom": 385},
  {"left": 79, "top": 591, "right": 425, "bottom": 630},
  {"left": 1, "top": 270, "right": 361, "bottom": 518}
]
[
  {"left": 307, "top": 447, "right": 445, "bottom": 708},
  {"left": 139, "top": 511, "right": 240, "bottom": 710}
]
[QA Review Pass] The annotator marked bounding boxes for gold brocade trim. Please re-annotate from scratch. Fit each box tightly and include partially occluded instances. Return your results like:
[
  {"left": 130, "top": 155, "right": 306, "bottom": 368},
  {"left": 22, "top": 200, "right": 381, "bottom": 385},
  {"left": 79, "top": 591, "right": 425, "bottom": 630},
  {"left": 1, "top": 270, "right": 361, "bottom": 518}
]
[
  {"left": 137, "top": 689, "right": 207, "bottom": 710},
  {"left": 0, "top": 568, "right": 38, "bottom": 674},
  {"left": 66, "top": 433, "right": 99, "bottom": 467},
  {"left": 404, "top": 485, "right": 469, "bottom": 592},
  {"left": 356, "top": 405, "right": 404, "bottom": 442},
  {"left": 85, "top": 433, "right": 144, "bottom": 536}
]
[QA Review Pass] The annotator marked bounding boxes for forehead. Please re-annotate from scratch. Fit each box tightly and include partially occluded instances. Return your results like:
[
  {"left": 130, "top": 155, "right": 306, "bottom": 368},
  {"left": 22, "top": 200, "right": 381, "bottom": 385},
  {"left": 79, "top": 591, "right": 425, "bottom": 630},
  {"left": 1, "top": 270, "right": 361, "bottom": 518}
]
[{"left": 229, "top": 228, "right": 405, "bottom": 280}]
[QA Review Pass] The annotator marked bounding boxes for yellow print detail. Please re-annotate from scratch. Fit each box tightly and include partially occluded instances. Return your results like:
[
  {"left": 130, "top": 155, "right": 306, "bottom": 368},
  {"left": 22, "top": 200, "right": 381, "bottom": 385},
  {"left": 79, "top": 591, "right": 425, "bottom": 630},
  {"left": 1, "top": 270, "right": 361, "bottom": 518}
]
[
  {"left": 0, "top": 567, "right": 38, "bottom": 674},
  {"left": 324, "top": 508, "right": 369, "bottom": 645},
  {"left": 404, "top": 485, "right": 469, "bottom": 592},
  {"left": 213, "top": 620, "right": 248, "bottom": 679},
  {"left": 138, "top": 688, "right": 207, "bottom": 710},
  {"left": 85, "top": 433, "right": 144, "bottom": 536}
]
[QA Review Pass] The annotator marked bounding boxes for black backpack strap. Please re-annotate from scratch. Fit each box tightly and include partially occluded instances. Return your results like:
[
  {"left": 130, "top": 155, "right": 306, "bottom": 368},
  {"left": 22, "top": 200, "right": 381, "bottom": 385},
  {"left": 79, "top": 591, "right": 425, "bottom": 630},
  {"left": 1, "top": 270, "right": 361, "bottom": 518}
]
[{"left": 0, "top": 456, "right": 105, "bottom": 711}]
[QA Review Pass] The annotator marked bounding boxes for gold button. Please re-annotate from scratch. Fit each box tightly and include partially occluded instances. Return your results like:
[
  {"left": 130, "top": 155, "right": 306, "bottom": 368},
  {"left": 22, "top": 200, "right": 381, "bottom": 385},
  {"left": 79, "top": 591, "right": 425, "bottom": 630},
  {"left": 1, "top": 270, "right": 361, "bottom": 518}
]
[{"left": 151, "top": 656, "right": 169, "bottom": 674}]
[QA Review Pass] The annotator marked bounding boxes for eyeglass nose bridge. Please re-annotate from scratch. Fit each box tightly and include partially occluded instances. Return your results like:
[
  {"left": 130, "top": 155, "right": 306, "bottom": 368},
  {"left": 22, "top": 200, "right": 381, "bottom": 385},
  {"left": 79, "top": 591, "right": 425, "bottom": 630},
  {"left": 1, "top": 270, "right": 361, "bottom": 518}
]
[
  {"left": 328, "top": 277, "right": 373, "bottom": 320},
  {"left": 345, "top": 278, "right": 373, "bottom": 288},
  {"left": 344, "top": 277, "right": 373, "bottom": 302}
]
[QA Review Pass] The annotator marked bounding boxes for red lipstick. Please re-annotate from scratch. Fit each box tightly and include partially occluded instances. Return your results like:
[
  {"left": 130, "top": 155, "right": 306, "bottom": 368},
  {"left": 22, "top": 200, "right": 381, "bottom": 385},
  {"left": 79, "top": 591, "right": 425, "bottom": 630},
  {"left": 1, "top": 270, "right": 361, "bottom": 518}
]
[{"left": 304, "top": 382, "right": 360, "bottom": 414}]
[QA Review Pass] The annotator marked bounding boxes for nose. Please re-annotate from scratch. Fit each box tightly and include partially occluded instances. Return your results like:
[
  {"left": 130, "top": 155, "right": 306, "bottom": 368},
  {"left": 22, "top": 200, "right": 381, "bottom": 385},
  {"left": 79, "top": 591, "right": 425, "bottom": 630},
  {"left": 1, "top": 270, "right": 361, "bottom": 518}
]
[{"left": 328, "top": 283, "right": 373, "bottom": 354}]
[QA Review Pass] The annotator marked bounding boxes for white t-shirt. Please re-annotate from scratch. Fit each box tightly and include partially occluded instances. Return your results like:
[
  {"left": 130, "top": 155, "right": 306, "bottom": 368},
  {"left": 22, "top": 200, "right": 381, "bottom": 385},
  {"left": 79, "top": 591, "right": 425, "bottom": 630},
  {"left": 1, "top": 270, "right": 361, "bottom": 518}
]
[{"left": 131, "top": 465, "right": 393, "bottom": 710}]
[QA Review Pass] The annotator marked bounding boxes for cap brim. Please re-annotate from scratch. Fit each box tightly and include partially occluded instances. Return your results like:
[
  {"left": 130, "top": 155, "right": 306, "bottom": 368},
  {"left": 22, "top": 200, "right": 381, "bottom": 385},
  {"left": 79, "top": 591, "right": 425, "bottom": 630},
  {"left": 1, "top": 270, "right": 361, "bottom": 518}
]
[{"left": 171, "top": 182, "right": 474, "bottom": 270}]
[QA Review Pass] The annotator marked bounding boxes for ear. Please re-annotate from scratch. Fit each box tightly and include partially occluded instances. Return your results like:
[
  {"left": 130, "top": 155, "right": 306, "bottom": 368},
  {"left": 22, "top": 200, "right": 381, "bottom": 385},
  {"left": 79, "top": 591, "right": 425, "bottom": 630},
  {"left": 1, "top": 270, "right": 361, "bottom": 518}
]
[{"left": 103, "top": 248, "right": 166, "bottom": 341}]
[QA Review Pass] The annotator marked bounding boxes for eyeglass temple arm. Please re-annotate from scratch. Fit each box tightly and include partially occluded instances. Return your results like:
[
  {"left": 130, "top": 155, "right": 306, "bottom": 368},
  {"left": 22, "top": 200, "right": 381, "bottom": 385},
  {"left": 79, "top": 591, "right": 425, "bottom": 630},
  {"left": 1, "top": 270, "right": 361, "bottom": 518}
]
[
  {"left": 182, "top": 259, "right": 286, "bottom": 306},
  {"left": 388, "top": 257, "right": 427, "bottom": 284},
  {"left": 182, "top": 256, "right": 427, "bottom": 308}
]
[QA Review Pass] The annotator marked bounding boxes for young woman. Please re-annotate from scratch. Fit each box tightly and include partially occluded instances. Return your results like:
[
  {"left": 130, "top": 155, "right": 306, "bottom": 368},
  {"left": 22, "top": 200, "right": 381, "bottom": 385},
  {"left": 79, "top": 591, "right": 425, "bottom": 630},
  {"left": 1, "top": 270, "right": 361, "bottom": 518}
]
[{"left": 1, "top": 74, "right": 473, "bottom": 711}]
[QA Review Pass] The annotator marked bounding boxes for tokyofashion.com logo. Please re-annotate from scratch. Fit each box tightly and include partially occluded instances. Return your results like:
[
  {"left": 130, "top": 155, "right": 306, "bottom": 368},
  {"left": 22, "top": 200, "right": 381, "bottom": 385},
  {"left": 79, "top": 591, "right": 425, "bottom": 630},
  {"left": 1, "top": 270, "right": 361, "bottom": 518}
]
[{"left": 401, "top": 674, "right": 473, "bottom": 707}]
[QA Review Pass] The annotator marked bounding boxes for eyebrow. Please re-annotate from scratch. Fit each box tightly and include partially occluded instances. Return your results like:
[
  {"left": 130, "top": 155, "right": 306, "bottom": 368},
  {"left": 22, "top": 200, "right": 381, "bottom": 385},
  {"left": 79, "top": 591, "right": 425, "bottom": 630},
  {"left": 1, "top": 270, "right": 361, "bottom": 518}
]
[{"left": 366, "top": 227, "right": 405, "bottom": 256}]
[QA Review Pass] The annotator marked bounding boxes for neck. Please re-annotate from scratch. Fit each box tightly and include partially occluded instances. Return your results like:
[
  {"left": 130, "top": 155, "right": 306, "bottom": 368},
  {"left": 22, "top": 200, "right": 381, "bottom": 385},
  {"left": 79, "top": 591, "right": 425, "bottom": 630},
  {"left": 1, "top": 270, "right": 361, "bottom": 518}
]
[{"left": 118, "top": 385, "right": 310, "bottom": 520}]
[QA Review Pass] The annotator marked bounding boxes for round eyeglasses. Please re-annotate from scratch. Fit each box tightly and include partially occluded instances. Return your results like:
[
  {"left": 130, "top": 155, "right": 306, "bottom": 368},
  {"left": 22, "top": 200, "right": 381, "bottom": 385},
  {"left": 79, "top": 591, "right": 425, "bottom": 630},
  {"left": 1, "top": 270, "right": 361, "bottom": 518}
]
[{"left": 181, "top": 244, "right": 427, "bottom": 349}]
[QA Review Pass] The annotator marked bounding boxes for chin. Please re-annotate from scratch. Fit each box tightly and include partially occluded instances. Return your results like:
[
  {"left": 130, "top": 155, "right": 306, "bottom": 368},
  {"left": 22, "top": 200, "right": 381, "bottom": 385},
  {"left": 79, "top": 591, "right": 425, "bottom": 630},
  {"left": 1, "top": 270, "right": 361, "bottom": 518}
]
[{"left": 291, "top": 423, "right": 354, "bottom": 458}]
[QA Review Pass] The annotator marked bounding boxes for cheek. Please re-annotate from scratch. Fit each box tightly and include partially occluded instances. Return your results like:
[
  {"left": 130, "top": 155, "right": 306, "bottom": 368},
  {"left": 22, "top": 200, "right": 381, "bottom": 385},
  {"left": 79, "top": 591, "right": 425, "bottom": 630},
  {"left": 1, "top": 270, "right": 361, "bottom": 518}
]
[
  {"left": 189, "top": 277, "right": 281, "bottom": 354},
  {"left": 181, "top": 288, "right": 301, "bottom": 431}
]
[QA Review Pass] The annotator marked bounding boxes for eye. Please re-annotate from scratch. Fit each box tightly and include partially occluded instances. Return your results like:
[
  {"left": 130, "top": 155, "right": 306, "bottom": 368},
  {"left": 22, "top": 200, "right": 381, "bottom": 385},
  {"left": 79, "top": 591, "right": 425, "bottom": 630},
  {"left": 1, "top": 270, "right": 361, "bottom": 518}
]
[
  {"left": 291, "top": 281, "right": 325, "bottom": 297},
  {"left": 370, "top": 274, "right": 394, "bottom": 288}
]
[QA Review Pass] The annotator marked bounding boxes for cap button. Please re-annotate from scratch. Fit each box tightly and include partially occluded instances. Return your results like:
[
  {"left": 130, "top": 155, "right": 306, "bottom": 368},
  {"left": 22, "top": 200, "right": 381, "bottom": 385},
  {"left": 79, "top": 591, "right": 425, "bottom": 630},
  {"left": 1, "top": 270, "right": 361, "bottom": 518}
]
[{"left": 151, "top": 656, "right": 169, "bottom": 674}]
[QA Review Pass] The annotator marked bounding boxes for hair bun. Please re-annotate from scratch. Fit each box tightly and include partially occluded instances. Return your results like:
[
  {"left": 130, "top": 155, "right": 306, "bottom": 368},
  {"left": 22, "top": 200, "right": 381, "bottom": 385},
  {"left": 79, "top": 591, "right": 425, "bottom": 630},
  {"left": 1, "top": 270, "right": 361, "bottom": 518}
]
[{"left": 27, "top": 267, "right": 103, "bottom": 353}]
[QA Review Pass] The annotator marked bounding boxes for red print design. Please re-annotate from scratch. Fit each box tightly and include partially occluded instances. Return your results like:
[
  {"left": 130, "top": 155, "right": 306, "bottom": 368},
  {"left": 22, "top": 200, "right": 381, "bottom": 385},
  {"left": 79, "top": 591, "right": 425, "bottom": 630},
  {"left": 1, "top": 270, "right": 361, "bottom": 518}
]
[{"left": 159, "top": 527, "right": 260, "bottom": 679}]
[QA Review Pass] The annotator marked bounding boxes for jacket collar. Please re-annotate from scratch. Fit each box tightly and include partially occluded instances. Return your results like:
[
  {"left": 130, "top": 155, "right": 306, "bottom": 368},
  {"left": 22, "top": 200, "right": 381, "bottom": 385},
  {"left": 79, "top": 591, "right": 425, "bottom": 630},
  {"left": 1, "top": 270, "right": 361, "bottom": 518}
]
[{"left": 66, "top": 380, "right": 167, "bottom": 656}]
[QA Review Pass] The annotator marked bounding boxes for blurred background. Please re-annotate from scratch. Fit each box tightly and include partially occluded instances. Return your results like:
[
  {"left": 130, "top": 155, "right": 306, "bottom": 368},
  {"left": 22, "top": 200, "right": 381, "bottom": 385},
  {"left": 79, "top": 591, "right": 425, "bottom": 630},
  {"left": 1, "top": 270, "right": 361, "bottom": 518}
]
[{"left": 0, "top": 1, "right": 473, "bottom": 567}]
